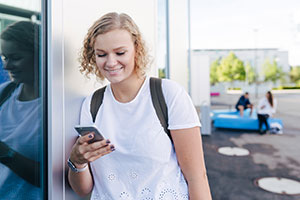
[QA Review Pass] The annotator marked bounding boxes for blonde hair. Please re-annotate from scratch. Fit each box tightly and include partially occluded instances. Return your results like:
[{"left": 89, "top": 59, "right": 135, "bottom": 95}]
[{"left": 80, "top": 12, "right": 149, "bottom": 80}]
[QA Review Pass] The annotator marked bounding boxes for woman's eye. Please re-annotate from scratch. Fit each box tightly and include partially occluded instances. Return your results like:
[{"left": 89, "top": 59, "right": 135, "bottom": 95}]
[
  {"left": 97, "top": 54, "right": 106, "bottom": 57},
  {"left": 1, "top": 55, "right": 7, "bottom": 61},
  {"left": 0, "top": 55, "right": 21, "bottom": 61},
  {"left": 116, "top": 52, "right": 125, "bottom": 56},
  {"left": 11, "top": 56, "right": 22, "bottom": 61}
]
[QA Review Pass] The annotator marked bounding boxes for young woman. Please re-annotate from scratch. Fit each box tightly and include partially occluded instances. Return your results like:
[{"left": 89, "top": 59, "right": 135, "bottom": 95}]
[
  {"left": 0, "top": 21, "right": 41, "bottom": 199},
  {"left": 257, "top": 91, "right": 277, "bottom": 134},
  {"left": 68, "top": 12, "right": 211, "bottom": 199}
]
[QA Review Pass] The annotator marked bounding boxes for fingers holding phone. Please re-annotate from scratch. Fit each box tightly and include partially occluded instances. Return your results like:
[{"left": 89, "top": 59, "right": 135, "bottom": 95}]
[
  {"left": 75, "top": 125, "right": 105, "bottom": 143},
  {"left": 70, "top": 132, "right": 115, "bottom": 167}
]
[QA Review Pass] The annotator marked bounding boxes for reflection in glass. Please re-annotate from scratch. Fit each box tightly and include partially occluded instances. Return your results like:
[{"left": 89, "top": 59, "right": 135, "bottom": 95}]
[{"left": 0, "top": 20, "right": 42, "bottom": 199}]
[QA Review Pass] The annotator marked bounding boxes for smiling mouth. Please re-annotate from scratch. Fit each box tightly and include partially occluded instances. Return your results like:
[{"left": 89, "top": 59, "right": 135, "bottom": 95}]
[
  {"left": 8, "top": 71, "right": 21, "bottom": 76},
  {"left": 104, "top": 67, "right": 123, "bottom": 73}
]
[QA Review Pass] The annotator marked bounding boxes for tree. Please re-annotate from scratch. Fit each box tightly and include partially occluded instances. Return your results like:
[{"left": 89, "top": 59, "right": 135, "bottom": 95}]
[
  {"left": 289, "top": 66, "right": 300, "bottom": 84},
  {"left": 245, "top": 62, "right": 257, "bottom": 84},
  {"left": 158, "top": 68, "right": 166, "bottom": 78},
  {"left": 216, "top": 52, "right": 245, "bottom": 82},
  {"left": 262, "top": 59, "right": 285, "bottom": 84},
  {"left": 210, "top": 59, "right": 220, "bottom": 85}
]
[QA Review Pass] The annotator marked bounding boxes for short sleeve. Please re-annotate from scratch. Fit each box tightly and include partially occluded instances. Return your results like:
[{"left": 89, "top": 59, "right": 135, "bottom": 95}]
[
  {"left": 162, "top": 79, "right": 201, "bottom": 130},
  {"left": 79, "top": 94, "right": 94, "bottom": 125}
]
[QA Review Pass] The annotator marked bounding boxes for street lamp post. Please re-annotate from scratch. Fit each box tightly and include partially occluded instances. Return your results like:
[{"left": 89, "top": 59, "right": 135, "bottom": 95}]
[{"left": 253, "top": 28, "right": 259, "bottom": 98}]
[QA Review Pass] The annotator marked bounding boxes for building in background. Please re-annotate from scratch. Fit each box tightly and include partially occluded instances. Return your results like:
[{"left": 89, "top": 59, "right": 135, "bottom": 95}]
[{"left": 193, "top": 48, "right": 289, "bottom": 74}]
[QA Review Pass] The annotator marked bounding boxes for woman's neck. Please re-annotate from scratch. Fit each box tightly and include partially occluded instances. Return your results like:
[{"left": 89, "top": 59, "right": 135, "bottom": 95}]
[
  {"left": 18, "top": 83, "right": 39, "bottom": 101},
  {"left": 110, "top": 74, "right": 146, "bottom": 103}
]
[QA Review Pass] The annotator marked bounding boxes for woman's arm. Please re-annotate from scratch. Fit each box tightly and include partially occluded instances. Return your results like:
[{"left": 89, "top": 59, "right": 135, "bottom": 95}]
[
  {"left": 171, "top": 127, "right": 212, "bottom": 200},
  {"left": 68, "top": 164, "right": 94, "bottom": 197},
  {"left": 0, "top": 141, "right": 40, "bottom": 187},
  {"left": 68, "top": 133, "right": 115, "bottom": 197}
]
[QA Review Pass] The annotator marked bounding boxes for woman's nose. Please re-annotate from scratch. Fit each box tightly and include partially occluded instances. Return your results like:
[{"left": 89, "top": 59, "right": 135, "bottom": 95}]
[
  {"left": 2, "top": 59, "right": 13, "bottom": 70},
  {"left": 106, "top": 54, "right": 117, "bottom": 67},
  {"left": 2, "top": 58, "right": 9, "bottom": 69}
]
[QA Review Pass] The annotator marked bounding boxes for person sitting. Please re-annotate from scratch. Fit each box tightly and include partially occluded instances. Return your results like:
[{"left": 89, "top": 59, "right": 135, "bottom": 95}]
[
  {"left": 235, "top": 92, "right": 253, "bottom": 117},
  {"left": 257, "top": 91, "right": 277, "bottom": 134}
]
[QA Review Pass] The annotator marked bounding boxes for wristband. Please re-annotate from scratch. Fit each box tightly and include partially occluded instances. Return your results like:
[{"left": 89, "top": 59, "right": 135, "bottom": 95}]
[
  {"left": 0, "top": 147, "right": 16, "bottom": 164},
  {"left": 67, "top": 158, "right": 88, "bottom": 173}
]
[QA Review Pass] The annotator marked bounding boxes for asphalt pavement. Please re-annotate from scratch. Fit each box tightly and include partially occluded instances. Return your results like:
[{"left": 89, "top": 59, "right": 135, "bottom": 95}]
[{"left": 202, "top": 92, "right": 300, "bottom": 200}]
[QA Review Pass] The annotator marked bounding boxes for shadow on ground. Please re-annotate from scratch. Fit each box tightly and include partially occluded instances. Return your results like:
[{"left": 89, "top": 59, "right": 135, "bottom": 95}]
[{"left": 203, "top": 128, "right": 300, "bottom": 200}]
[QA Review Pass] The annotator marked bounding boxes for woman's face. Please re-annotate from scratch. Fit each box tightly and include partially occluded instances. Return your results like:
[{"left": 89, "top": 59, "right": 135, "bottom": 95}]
[
  {"left": 266, "top": 93, "right": 270, "bottom": 98},
  {"left": 0, "top": 39, "right": 35, "bottom": 84},
  {"left": 94, "top": 29, "right": 136, "bottom": 84}
]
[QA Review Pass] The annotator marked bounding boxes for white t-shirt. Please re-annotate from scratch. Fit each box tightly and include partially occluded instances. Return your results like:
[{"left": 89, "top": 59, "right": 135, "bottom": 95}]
[
  {"left": 79, "top": 77, "right": 201, "bottom": 200},
  {"left": 0, "top": 82, "right": 42, "bottom": 199},
  {"left": 257, "top": 97, "right": 277, "bottom": 117}
]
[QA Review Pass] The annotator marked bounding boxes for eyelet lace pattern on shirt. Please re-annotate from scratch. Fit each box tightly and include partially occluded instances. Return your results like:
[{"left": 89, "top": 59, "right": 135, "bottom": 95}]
[
  {"left": 120, "top": 191, "right": 131, "bottom": 199},
  {"left": 93, "top": 187, "right": 188, "bottom": 200},
  {"left": 159, "top": 188, "right": 178, "bottom": 200},
  {"left": 140, "top": 188, "right": 153, "bottom": 200},
  {"left": 129, "top": 171, "right": 138, "bottom": 180},
  {"left": 108, "top": 173, "right": 116, "bottom": 181}
]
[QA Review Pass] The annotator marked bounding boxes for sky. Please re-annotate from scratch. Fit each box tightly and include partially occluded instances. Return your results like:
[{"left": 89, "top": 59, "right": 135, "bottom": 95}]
[
  {"left": 0, "top": 0, "right": 40, "bottom": 11},
  {"left": 190, "top": 0, "right": 300, "bottom": 65}
]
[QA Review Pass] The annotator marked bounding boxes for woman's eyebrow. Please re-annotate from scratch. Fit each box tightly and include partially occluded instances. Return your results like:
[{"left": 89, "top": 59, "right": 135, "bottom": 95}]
[
  {"left": 95, "top": 47, "right": 126, "bottom": 52},
  {"left": 113, "top": 46, "right": 127, "bottom": 51}
]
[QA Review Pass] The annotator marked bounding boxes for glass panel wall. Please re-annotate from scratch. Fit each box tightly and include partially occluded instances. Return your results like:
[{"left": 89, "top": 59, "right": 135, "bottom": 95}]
[
  {"left": 157, "top": 0, "right": 169, "bottom": 78},
  {"left": 0, "top": 1, "right": 46, "bottom": 199}
]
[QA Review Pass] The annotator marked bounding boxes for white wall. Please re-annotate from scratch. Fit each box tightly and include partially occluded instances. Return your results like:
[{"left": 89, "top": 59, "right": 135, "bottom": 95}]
[
  {"left": 168, "top": 0, "right": 189, "bottom": 90},
  {"left": 49, "top": 0, "right": 208, "bottom": 198},
  {"left": 48, "top": 0, "right": 157, "bottom": 199},
  {"left": 190, "top": 53, "right": 211, "bottom": 135},
  {"left": 191, "top": 54, "right": 210, "bottom": 106},
  {"left": 48, "top": 0, "right": 65, "bottom": 199}
]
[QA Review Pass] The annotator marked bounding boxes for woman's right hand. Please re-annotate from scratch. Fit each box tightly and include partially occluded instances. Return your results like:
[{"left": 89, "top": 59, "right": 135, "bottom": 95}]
[{"left": 69, "top": 133, "right": 115, "bottom": 168}]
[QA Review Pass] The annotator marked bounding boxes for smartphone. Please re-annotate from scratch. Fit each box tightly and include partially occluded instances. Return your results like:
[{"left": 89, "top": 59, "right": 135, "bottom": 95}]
[{"left": 74, "top": 125, "right": 105, "bottom": 143}]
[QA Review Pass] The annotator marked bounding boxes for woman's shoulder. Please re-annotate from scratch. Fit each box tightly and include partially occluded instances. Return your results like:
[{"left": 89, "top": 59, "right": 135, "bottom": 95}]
[
  {"left": 160, "top": 78, "right": 186, "bottom": 98},
  {"left": 81, "top": 85, "right": 109, "bottom": 109},
  {"left": 0, "top": 81, "right": 21, "bottom": 96},
  {"left": 260, "top": 96, "right": 267, "bottom": 101},
  {"left": 0, "top": 81, "right": 13, "bottom": 92},
  {"left": 161, "top": 78, "right": 184, "bottom": 92}
]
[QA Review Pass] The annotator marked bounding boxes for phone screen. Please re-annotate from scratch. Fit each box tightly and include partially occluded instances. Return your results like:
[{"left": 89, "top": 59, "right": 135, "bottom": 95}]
[{"left": 74, "top": 125, "right": 105, "bottom": 143}]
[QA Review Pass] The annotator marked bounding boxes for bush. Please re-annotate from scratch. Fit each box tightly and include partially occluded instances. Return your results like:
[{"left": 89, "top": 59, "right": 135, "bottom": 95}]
[{"left": 272, "top": 86, "right": 300, "bottom": 90}]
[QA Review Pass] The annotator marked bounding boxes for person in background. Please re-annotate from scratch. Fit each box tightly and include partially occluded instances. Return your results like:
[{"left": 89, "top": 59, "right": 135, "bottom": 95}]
[
  {"left": 235, "top": 92, "right": 253, "bottom": 117},
  {"left": 68, "top": 12, "right": 212, "bottom": 199},
  {"left": 0, "top": 21, "right": 41, "bottom": 199},
  {"left": 257, "top": 91, "right": 277, "bottom": 134}
]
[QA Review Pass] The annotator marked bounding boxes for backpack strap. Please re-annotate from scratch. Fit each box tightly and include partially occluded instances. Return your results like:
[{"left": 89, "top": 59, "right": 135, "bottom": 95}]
[
  {"left": 0, "top": 82, "right": 18, "bottom": 107},
  {"left": 150, "top": 77, "right": 172, "bottom": 142},
  {"left": 90, "top": 86, "right": 106, "bottom": 123}
]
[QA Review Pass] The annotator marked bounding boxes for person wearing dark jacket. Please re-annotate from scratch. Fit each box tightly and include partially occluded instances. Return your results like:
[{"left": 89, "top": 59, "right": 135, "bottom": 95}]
[{"left": 235, "top": 92, "right": 253, "bottom": 117}]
